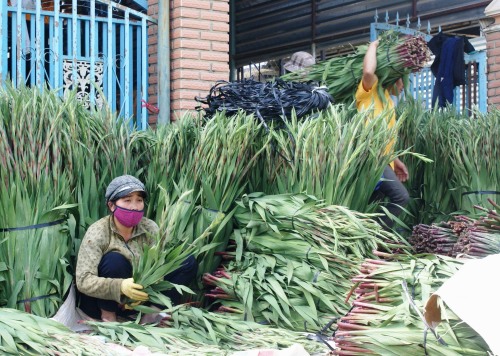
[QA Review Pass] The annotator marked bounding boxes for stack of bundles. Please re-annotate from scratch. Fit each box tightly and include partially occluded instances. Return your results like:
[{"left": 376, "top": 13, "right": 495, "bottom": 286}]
[
  {"left": 0, "top": 86, "right": 77, "bottom": 317},
  {"left": 87, "top": 305, "right": 331, "bottom": 355},
  {"left": 0, "top": 308, "right": 122, "bottom": 355},
  {"left": 452, "top": 200, "right": 500, "bottom": 258},
  {"left": 334, "top": 253, "right": 491, "bottom": 355},
  {"left": 282, "top": 30, "right": 431, "bottom": 104},
  {"left": 127, "top": 190, "right": 228, "bottom": 307},
  {"left": 258, "top": 105, "right": 426, "bottom": 213},
  {"left": 409, "top": 199, "right": 500, "bottom": 258},
  {"left": 446, "top": 108, "right": 500, "bottom": 213},
  {"left": 147, "top": 112, "right": 268, "bottom": 280},
  {"left": 143, "top": 116, "right": 201, "bottom": 218},
  {"left": 203, "top": 252, "right": 351, "bottom": 332},
  {"left": 195, "top": 78, "right": 333, "bottom": 125},
  {"left": 409, "top": 221, "right": 466, "bottom": 256},
  {"left": 202, "top": 193, "right": 409, "bottom": 332},
  {"left": 0, "top": 84, "right": 148, "bottom": 316},
  {"left": 0, "top": 174, "right": 73, "bottom": 317},
  {"left": 396, "top": 104, "right": 500, "bottom": 224}
]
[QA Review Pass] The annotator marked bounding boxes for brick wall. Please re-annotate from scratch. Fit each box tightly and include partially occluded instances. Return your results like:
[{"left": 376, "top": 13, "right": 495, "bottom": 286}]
[
  {"left": 148, "top": 0, "right": 230, "bottom": 124},
  {"left": 486, "top": 28, "right": 500, "bottom": 107}
]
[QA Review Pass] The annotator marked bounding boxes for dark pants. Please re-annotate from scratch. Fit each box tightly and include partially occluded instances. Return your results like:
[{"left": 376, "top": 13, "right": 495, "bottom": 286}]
[
  {"left": 78, "top": 252, "right": 198, "bottom": 319},
  {"left": 370, "top": 165, "right": 410, "bottom": 230}
]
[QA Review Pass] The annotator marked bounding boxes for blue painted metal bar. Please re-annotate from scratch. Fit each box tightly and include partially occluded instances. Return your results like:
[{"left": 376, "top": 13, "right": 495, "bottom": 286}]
[
  {"left": 107, "top": 2, "right": 113, "bottom": 112},
  {"left": 53, "top": 0, "right": 61, "bottom": 89},
  {"left": 468, "top": 51, "right": 487, "bottom": 112},
  {"left": 0, "top": 0, "right": 5, "bottom": 81},
  {"left": 128, "top": 25, "right": 133, "bottom": 124},
  {"left": 48, "top": 16, "right": 55, "bottom": 88},
  {"left": 10, "top": 11, "right": 17, "bottom": 86},
  {"left": 29, "top": 17, "right": 35, "bottom": 86},
  {"left": 124, "top": 9, "right": 130, "bottom": 120},
  {"left": 141, "top": 16, "right": 147, "bottom": 129},
  {"left": 102, "top": 21, "right": 108, "bottom": 95},
  {"left": 90, "top": 0, "right": 96, "bottom": 105},
  {"left": 135, "top": 25, "right": 142, "bottom": 126},
  {"left": 35, "top": 0, "right": 42, "bottom": 87},
  {"left": 72, "top": 0, "right": 78, "bottom": 90},
  {"left": 130, "top": 0, "right": 147, "bottom": 10},
  {"left": 119, "top": 22, "right": 125, "bottom": 117},
  {"left": 371, "top": 22, "right": 432, "bottom": 41},
  {"left": 2, "top": 0, "right": 154, "bottom": 129},
  {"left": 111, "top": 22, "right": 118, "bottom": 114},
  {"left": 84, "top": 19, "right": 90, "bottom": 57},
  {"left": 15, "top": 0, "right": 22, "bottom": 85}
]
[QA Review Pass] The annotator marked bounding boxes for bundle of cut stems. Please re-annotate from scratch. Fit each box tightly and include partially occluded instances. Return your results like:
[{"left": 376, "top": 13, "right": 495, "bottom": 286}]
[
  {"left": 185, "top": 110, "right": 270, "bottom": 213},
  {"left": 166, "top": 111, "right": 269, "bottom": 279},
  {"left": 454, "top": 228, "right": 500, "bottom": 257},
  {"left": 409, "top": 222, "right": 463, "bottom": 256},
  {"left": 0, "top": 308, "right": 120, "bottom": 355},
  {"left": 451, "top": 204, "right": 500, "bottom": 258},
  {"left": 143, "top": 113, "right": 201, "bottom": 218},
  {"left": 88, "top": 305, "right": 331, "bottom": 355},
  {"left": 203, "top": 252, "right": 350, "bottom": 331},
  {"left": 165, "top": 305, "right": 330, "bottom": 354},
  {"left": 410, "top": 200, "right": 500, "bottom": 258},
  {"left": 87, "top": 319, "right": 224, "bottom": 355},
  {"left": 394, "top": 97, "right": 432, "bottom": 226},
  {"left": 129, "top": 190, "right": 226, "bottom": 308},
  {"left": 335, "top": 253, "right": 490, "bottom": 355},
  {"left": 282, "top": 31, "right": 430, "bottom": 104},
  {"left": 0, "top": 173, "right": 74, "bottom": 317},
  {"left": 411, "top": 107, "right": 459, "bottom": 224},
  {"left": 261, "top": 105, "right": 402, "bottom": 212},
  {"left": 446, "top": 109, "right": 500, "bottom": 213},
  {"left": 234, "top": 227, "right": 357, "bottom": 276},
  {"left": 234, "top": 192, "right": 409, "bottom": 259}
]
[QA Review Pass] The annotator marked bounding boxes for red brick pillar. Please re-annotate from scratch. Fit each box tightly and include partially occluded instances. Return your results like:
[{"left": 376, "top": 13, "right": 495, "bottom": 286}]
[
  {"left": 148, "top": 0, "right": 229, "bottom": 123},
  {"left": 484, "top": 1, "right": 500, "bottom": 108},
  {"left": 170, "top": 0, "right": 230, "bottom": 118}
]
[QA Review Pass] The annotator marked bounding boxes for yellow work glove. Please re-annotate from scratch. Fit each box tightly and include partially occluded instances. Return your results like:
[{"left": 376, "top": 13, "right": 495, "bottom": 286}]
[
  {"left": 124, "top": 301, "right": 143, "bottom": 310},
  {"left": 120, "top": 278, "right": 149, "bottom": 301}
]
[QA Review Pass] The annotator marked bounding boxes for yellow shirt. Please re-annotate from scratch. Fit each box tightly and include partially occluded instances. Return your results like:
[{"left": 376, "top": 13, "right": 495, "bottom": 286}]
[{"left": 355, "top": 79, "right": 396, "bottom": 167}]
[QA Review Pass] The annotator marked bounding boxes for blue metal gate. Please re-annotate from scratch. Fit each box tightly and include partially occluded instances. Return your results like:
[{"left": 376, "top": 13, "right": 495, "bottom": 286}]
[
  {"left": 0, "top": 0, "right": 155, "bottom": 129},
  {"left": 370, "top": 11, "right": 487, "bottom": 114}
]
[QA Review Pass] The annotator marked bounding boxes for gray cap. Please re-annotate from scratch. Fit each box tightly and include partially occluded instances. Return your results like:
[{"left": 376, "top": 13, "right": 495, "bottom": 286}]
[
  {"left": 283, "top": 51, "right": 316, "bottom": 72},
  {"left": 105, "top": 175, "right": 146, "bottom": 202}
]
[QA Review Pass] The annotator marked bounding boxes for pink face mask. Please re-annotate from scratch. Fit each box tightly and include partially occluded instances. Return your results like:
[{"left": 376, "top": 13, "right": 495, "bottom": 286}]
[{"left": 113, "top": 206, "right": 144, "bottom": 227}]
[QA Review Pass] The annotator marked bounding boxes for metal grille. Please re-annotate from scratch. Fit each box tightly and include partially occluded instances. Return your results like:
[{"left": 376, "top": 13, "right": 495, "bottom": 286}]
[{"left": 0, "top": 0, "right": 154, "bottom": 129}]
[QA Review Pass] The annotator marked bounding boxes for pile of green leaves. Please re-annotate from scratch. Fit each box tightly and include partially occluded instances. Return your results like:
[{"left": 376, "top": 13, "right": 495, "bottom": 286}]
[
  {"left": 87, "top": 305, "right": 330, "bottom": 355},
  {"left": 258, "top": 105, "right": 426, "bottom": 214},
  {"left": 334, "top": 253, "right": 490, "bottom": 355},
  {"left": 396, "top": 101, "right": 500, "bottom": 226},
  {"left": 201, "top": 192, "right": 409, "bottom": 331},
  {"left": 0, "top": 308, "right": 120, "bottom": 355},
  {"left": 282, "top": 31, "right": 430, "bottom": 104},
  {"left": 203, "top": 252, "right": 350, "bottom": 331}
]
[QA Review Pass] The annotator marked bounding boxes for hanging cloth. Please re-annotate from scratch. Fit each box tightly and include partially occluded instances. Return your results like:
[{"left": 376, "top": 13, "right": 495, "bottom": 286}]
[{"left": 428, "top": 32, "right": 475, "bottom": 108}]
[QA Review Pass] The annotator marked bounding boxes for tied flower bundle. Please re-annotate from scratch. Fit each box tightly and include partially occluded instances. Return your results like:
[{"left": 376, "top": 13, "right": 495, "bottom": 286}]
[
  {"left": 409, "top": 199, "right": 500, "bottom": 259},
  {"left": 333, "top": 253, "right": 491, "bottom": 355},
  {"left": 282, "top": 31, "right": 431, "bottom": 104}
]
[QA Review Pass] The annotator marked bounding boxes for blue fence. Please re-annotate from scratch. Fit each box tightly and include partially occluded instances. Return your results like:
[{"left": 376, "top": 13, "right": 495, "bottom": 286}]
[
  {"left": 371, "top": 12, "right": 487, "bottom": 114},
  {"left": 0, "top": 0, "right": 154, "bottom": 129}
]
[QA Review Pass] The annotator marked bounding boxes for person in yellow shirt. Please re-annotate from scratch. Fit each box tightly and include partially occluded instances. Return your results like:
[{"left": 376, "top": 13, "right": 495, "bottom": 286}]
[{"left": 355, "top": 39, "right": 409, "bottom": 230}]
